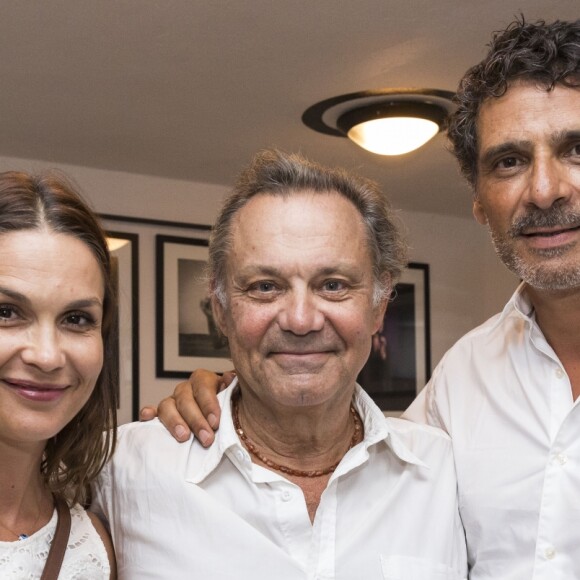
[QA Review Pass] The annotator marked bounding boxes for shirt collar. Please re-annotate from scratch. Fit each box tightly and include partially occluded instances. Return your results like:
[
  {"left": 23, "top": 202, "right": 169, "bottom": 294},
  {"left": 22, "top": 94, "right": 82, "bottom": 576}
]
[
  {"left": 185, "top": 380, "right": 243, "bottom": 484},
  {"left": 348, "top": 385, "right": 428, "bottom": 469},
  {"left": 186, "top": 379, "right": 427, "bottom": 484},
  {"left": 493, "top": 281, "right": 535, "bottom": 328}
]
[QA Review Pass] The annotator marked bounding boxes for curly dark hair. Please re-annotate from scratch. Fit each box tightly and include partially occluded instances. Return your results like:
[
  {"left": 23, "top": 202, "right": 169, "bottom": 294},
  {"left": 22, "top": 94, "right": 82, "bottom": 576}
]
[
  {"left": 448, "top": 17, "right": 580, "bottom": 187},
  {"left": 0, "top": 171, "right": 117, "bottom": 506}
]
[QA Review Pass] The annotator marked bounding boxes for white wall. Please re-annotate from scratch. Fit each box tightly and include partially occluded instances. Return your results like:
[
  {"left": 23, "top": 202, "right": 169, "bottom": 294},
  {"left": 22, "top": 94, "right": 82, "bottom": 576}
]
[
  {"left": 0, "top": 155, "right": 517, "bottom": 408},
  {"left": 400, "top": 210, "right": 517, "bottom": 367}
]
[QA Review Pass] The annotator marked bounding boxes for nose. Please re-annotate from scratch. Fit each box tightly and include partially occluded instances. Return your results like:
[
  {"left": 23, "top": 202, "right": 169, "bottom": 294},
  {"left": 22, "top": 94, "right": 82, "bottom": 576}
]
[
  {"left": 526, "top": 156, "right": 573, "bottom": 209},
  {"left": 21, "top": 323, "right": 66, "bottom": 372},
  {"left": 277, "top": 289, "right": 325, "bottom": 335}
]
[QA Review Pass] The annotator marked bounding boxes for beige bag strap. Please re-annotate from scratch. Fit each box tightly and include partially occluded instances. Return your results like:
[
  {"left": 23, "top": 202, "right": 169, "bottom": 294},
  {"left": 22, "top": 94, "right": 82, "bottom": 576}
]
[{"left": 40, "top": 496, "right": 71, "bottom": 580}]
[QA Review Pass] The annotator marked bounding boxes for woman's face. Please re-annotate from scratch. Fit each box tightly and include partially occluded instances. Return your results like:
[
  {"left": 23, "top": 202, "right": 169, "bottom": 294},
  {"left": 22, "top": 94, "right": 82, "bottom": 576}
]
[{"left": 0, "top": 229, "right": 105, "bottom": 450}]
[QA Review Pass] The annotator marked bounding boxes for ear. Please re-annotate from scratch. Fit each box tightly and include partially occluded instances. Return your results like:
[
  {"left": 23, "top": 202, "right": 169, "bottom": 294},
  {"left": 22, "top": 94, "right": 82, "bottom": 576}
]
[
  {"left": 211, "top": 294, "right": 229, "bottom": 337},
  {"left": 472, "top": 197, "right": 488, "bottom": 225},
  {"left": 373, "top": 299, "right": 388, "bottom": 334},
  {"left": 372, "top": 276, "right": 390, "bottom": 333}
]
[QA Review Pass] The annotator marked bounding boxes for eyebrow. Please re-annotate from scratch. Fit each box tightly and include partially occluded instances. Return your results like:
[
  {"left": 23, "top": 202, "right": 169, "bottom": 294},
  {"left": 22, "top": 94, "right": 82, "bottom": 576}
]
[
  {"left": 479, "top": 130, "right": 580, "bottom": 168},
  {"left": 478, "top": 140, "right": 533, "bottom": 168},
  {"left": 66, "top": 298, "right": 104, "bottom": 310},
  {"left": 549, "top": 129, "right": 580, "bottom": 147},
  {"left": 0, "top": 285, "right": 29, "bottom": 304},
  {"left": 0, "top": 285, "right": 103, "bottom": 310}
]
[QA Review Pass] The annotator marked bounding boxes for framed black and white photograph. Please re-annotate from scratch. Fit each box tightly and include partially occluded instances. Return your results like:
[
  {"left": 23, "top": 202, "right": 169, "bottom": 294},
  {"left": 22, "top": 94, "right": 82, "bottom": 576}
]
[
  {"left": 357, "top": 262, "right": 431, "bottom": 412},
  {"left": 106, "top": 231, "right": 140, "bottom": 424},
  {"left": 156, "top": 235, "right": 233, "bottom": 378}
]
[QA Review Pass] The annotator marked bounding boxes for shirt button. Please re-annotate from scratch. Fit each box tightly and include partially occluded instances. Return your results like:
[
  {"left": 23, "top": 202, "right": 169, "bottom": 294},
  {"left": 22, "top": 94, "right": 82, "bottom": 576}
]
[
  {"left": 544, "top": 547, "right": 556, "bottom": 560},
  {"left": 556, "top": 453, "right": 568, "bottom": 465},
  {"left": 555, "top": 368, "right": 564, "bottom": 379},
  {"left": 281, "top": 490, "right": 292, "bottom": 502},
  {"left": 235, "top": 449, "right": 246, "bottom": 462}
]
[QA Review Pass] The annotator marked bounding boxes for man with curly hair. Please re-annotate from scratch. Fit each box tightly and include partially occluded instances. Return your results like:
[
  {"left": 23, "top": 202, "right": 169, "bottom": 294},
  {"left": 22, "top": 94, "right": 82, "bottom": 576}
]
[{"left": 404, "top": 17, "right": 580, "bottom": 578}]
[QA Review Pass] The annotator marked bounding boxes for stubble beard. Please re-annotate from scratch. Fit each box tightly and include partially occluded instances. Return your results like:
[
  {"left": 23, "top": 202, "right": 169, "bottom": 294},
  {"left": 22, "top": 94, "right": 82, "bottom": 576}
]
[{"left": 488, "top": 206, "right": 580, "bottom": 292}]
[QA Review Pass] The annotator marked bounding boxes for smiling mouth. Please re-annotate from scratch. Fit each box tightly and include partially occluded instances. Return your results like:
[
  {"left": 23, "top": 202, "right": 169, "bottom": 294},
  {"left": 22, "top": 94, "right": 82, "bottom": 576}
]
[
  {"left": 271, "top": 351, "right": 331, "bottom": 357},
  {"left": 3, "top": 379, "right": 72, "bottom": 403},
  {"left": 520, "top": 224, "right": 580, "bottom": 237},
  {"left": 4, "top": 379, "right": 68, "bottom": 390}
]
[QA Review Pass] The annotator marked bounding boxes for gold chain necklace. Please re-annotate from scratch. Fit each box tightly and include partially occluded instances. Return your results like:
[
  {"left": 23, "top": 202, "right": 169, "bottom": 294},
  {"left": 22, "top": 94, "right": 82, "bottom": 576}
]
[{"left": 232, "top": 394, "right": 363, "bottom": 478}]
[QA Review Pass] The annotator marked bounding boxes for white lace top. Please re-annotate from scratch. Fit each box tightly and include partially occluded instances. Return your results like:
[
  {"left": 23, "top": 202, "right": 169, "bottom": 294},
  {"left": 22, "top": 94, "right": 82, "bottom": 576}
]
[{"left": 0, "top": 503, "right": 110, "bottom": 579}]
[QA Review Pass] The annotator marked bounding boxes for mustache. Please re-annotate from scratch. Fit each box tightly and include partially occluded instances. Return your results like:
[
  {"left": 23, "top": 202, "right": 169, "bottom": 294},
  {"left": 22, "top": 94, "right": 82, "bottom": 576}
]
[
  {"left": 265, "top": 332, "right": 342, "bottom": 353},
  {"left": 509, "top": 206, "right": 580, "bottom": 237}
]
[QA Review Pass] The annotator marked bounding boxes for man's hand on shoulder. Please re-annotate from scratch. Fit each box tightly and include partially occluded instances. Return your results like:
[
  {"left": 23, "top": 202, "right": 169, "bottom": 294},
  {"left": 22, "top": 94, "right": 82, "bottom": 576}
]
[{"left": 139, "top": 369, "right": 234, "bottom": 447}]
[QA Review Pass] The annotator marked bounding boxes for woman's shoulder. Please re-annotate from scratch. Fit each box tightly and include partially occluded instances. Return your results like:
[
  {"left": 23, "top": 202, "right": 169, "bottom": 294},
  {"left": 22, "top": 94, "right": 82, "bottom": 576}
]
[
  {"left": 65, "top": 504, "right": 113, "bottom": 579},
  {"left": 115, "top": 418, "right": 194, "bottom": 457},
  {"left": 0, "top": 503, "right": 112, "bottom": 579},
  {"left": 85, "top": 509, "right": 116, "bottom": 579}
]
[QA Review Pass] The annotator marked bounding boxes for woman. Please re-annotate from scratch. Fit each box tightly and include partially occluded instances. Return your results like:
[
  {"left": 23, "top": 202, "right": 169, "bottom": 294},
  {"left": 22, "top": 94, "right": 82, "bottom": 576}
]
[{"left": 0, "top": 171, "right": 117, "bottom": 578}]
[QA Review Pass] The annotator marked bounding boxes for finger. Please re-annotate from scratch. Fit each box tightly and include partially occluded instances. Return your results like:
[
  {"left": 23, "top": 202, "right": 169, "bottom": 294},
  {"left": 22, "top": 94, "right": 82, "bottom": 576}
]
[
  {"left": 171, "top": 378, "right": 217, "bottom": 447},
  {"left": 157, "top": 395, "right": 194, "bottom": 443},
  {"left": 186, "top": 369, "right": 224, "bottom": 432},
  {"left": 139, "top": 406, "right": 158, "bottom": 421},
  {"left": 217, "top": 370, "right": 237, "bottom": 392}
]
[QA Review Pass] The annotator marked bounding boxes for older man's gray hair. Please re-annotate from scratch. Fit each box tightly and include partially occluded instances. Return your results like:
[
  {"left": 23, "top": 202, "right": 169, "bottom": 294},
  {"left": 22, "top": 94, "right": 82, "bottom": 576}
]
[{"left": 208, "top": 149, "right": 408, "bottom": 308}]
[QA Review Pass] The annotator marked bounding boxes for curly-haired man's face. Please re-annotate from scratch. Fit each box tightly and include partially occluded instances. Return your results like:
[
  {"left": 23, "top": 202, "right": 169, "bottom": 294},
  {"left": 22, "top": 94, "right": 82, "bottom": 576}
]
[{"left": 473, "top": 82, "right": 580, "bottom": 291}]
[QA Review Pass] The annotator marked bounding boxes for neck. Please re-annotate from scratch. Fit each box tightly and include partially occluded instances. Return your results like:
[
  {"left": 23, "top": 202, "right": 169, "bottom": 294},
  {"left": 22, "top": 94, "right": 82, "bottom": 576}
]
[
  {"left": 527, "top": 284, "right": 580, "bottom": 399},
  {"left": 234, "top": 387, "right": 361, "bottom": 474},
  {"left": 233, "top": 387, "right": 363, "bottom": 524},
  {"left": 527, "top": 285, "right": 580, "bottom": 347},
  {"left": 0, "top": 439, "right": 53, "bottom": 541}
]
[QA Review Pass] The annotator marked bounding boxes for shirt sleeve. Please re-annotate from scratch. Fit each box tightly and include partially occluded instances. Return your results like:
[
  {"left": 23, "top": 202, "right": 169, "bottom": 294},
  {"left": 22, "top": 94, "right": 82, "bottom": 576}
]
[
  {"left": 403, "top": 356, "right": 451, "bottom": 435},
  {"left": 89, "top": 459, "right": 113, "bottom": 535}
]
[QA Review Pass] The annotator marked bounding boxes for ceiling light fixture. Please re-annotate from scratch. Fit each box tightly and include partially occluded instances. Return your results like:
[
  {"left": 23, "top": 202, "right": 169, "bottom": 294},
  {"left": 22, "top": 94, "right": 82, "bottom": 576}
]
[{"left": 302, "top": 88, "right": 455, "bottom": 156}]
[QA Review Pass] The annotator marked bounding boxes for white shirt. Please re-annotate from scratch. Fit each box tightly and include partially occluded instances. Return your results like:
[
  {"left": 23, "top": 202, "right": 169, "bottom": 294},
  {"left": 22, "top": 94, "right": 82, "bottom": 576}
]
[
  {"left": 93, "top": 382, "right": 467, "bottom": 580},
  {"left": 0, "top": 504, "right": 110, "bottom": 579},
  {"left": 406, "top": 283, "right": 580, "bottom": 579}
]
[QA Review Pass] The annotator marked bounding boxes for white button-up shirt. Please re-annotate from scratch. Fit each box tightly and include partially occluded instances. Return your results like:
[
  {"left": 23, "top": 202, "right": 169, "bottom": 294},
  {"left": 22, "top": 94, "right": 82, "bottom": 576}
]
[
  {"left": 93, "top": 383, "right": 467, "bottom": 579},
  {"left": 406, "top": 283, "right": 580, "bottom": 579}
]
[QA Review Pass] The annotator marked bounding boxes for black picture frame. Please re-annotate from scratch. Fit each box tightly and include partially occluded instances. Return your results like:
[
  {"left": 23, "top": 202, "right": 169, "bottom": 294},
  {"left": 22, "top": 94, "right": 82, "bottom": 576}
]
[
  {"left": 357, "top": 262, "right": 431, "bottom": 412},
  {"left": 156, "top": 234, "right": 233, "bottom": 378},
  {"left": 106, "top": 230, "right": 140, "bottom": 423}
]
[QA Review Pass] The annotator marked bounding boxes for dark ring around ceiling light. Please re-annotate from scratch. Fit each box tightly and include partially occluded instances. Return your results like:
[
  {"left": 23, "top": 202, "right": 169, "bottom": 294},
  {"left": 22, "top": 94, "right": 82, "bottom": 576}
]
[{"left": 302, "top": 88, "right": 456, "bottom": 156}]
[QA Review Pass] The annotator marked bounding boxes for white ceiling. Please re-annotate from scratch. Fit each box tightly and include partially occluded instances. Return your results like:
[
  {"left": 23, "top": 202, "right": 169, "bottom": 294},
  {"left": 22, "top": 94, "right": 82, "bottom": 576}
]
[{"left": 0, "top": 1, "right": 578, "bottom": 218}]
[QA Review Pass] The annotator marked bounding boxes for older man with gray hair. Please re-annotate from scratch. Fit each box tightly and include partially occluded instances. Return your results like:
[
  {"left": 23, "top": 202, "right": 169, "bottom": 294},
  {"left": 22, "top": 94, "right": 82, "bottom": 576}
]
[{"left": 93, "top": 149, "right": 466, "bottom": 579}]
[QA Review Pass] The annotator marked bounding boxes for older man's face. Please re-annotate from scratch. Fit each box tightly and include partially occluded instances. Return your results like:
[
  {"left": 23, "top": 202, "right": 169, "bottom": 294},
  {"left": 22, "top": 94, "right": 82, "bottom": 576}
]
[
  {"left": 212, "top": 191, "right": 386, "bottom": 411},
  {"left": 473, "top": 82, "right": 580, "bottom": 291}
]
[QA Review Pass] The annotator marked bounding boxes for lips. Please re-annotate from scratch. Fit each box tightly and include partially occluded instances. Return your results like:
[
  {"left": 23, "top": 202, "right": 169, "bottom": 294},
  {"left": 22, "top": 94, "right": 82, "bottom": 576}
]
[
  {"left": 521, "top": 223, "right": 580, "bottom": 237},
  {"left": 2, "top": 379, "right": 71, "bottom": 403}
]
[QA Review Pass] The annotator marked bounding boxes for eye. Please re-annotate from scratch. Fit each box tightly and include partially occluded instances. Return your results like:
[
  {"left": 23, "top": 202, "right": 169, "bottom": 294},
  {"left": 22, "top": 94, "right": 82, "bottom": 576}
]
[
  {"left": 319, "top": 279, "right": 350, "bottom": 300},
  {"left": 322, "top": 280, "right": 345, "bottom": 292},
  {"left": 566, "top": 142, "right": 580, "bottom": 158},
  {"left": 63, "top": 311, "right": 98, "bottom": 330},
  {"left": 494, "top": 156, "right": 522, "bottom": 170},
  {"left": 0, "top": 304, "right": 19, "bottom": 324},
  {"left": 246, "top": 280, "right": 282, "bottom": 300},
  {"left": 255, "top": 282, "right": 276, "bottom": 293}
]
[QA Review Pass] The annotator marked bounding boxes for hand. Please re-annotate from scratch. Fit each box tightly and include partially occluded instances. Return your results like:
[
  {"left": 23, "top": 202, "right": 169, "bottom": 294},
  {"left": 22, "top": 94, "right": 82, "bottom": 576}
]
[{"left": 140, "top": 369, "right": 234, "bottom": 447}]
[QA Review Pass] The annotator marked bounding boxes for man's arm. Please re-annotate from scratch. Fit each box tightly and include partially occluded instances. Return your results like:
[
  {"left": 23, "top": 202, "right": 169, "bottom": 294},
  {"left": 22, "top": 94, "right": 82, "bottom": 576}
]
[
  {"left": 140, "top": 369, "right": 234, "bottom": 446},
  {"left": 403, "top": 359, "right": 451, "bottom": 434}
]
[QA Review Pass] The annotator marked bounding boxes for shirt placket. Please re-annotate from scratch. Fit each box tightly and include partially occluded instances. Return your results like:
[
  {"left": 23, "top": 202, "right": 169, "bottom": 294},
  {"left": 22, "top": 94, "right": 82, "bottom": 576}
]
[
  {"left": 308, "top": 478, "right": 338, "bottom": 580},
  {"left": 533, "top": 360, "right": 576, "bottom": 579},
  {"left": 270, "top": 477, "right": 313, "bottom": 570}
]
